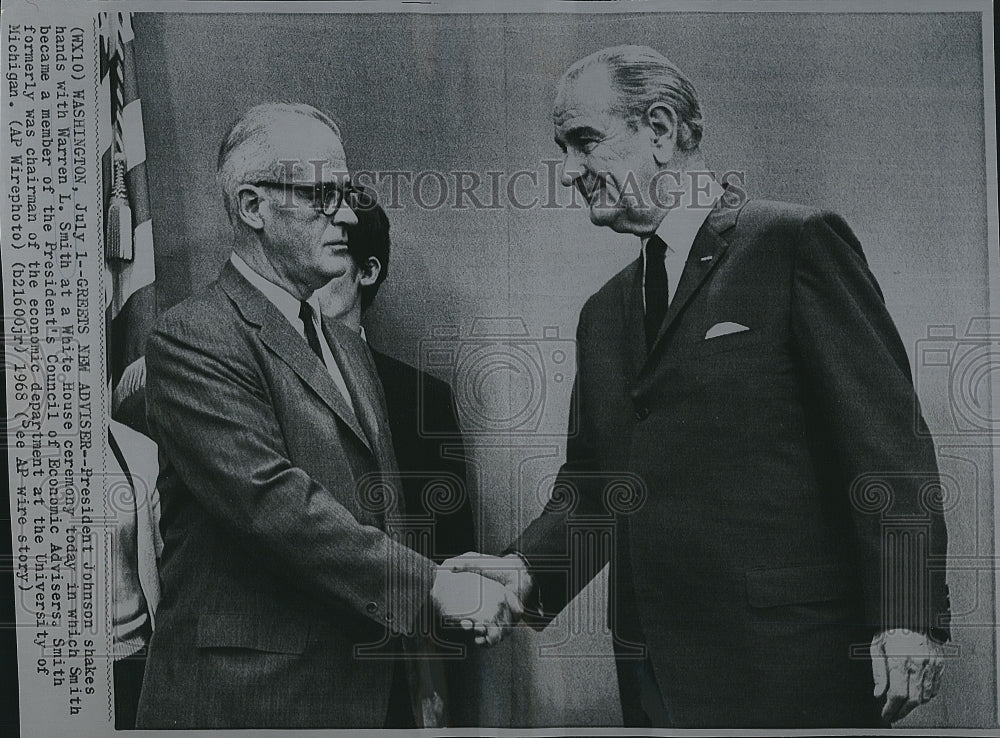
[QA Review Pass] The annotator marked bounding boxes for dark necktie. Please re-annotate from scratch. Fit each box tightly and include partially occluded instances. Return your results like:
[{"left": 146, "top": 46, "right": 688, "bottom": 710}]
[
  {"left": 298, "top": 300, "right": 325, "bottom": 364},
  {"left": 644, "top": 234, "right": 670, "bottom": 350}
]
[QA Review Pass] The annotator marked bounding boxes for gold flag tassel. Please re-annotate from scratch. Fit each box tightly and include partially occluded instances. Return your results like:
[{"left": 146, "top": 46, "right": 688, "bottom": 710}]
[{"left": 106, "top": 152, "right": 134, "bottom": 262}]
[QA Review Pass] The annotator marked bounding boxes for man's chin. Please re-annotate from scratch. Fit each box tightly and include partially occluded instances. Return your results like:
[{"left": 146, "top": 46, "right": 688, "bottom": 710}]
[
  {"left": 588, "top": 205, "right": 634, "bottom": 234},
  {"left": 587, "top": 204, "right": 618, "bottom": 227},
  {"left": 321, "top": 270, "right": 349, "bottom": 284}
]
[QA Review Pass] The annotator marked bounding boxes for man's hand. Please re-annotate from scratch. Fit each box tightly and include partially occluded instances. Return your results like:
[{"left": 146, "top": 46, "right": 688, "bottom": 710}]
[
  {"left": 442, "top": 551, "right": 535, "bottom": 605},
  {"left": 870, "top": 629, "right": 945, "bottom": 723},
  {"left": 430, "top": 567, "right": 523, "bottom": 647}
]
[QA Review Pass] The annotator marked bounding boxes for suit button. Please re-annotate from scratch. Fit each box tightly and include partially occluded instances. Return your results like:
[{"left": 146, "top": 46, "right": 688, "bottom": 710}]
[
  {"left": 634, "top": 406, "right": 649, "bottom": 421},
  {"left": 366, "top": 602, "right": 379, "bottom": 614},
  {"left": 384, "top": 612, "right": 394, "bottom": 622}
]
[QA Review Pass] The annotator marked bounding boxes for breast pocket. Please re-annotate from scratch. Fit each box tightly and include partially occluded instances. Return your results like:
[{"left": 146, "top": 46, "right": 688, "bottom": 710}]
[{"left": 692, "top": 328, "right": 762, "bottom": 358}]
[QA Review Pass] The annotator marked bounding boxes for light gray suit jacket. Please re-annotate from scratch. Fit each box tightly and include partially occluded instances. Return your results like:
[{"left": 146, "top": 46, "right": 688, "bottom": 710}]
[{"left": 136, "top": 260, "right": 437, "bottom": 728}]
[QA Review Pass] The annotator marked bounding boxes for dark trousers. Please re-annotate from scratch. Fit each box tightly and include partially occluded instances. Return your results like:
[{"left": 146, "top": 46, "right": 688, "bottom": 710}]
[
  {"left": 383, "top": 658, "right": 417, "bottom": 728},
  {"left": 611, "top": 525, "right": 673, "bottom": 728},
  {"left": 609, "top": 535, "right": 881, "bottom": 728},
  {"left": 113, "top": 646, "right": 148, "bottom": 730},
  {"left": 615, "top": 652, "right": 673, "bottom": 728},
  {"left": 611, "top": 577, "right": 672, "bottom": 729}
]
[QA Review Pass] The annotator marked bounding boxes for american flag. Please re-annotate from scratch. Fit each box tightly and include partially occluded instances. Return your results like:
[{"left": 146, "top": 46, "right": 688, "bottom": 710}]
[
  {"left": 99, "top": 11, "right": 161, "bottom": 656},
  {"left": 100, "top": 12, "right": 156, "bottom": 381}
]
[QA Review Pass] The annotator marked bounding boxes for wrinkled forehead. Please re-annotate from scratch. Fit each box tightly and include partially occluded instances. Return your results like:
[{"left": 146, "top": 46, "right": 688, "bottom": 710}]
[
  {"left": 552, "top": 63, "right": 617, "bottom": 126},
  {"left": 264, "top": 114, "right": 349, "bottom": 183}
]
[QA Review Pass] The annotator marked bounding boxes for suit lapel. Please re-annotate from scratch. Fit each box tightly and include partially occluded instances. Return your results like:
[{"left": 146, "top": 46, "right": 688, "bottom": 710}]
[
  {"left": 324, "top": 327, "right": 408, "bottom": 520},
  {"left": 218, "top": 262, "right": 372, "bottom": 453},
  {"left": 640, "top": 199, "right": 741, "bottom": 374},
  {"left": 322, "top": 322, "right": 394, "bottom": 467}
]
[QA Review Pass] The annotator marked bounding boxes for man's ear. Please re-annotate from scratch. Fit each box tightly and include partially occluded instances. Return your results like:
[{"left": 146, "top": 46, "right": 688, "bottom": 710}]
[
  {"left": 236, "top": 186, "right": 266, "bottom": 231},
  {"left": 359, "top": 256, "right": 382, "bottom": 287},
  {"left": 647, "top": 103, "right": 678, "bottom": 166}
]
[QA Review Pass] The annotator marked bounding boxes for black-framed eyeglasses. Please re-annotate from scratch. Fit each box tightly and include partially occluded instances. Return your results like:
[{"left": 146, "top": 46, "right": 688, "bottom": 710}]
[{"left": 250, "top": 179, "right": 373, "bottom": 216}]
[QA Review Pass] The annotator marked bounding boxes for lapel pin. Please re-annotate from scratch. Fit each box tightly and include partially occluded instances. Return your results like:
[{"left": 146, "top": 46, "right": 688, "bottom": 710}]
[{"left": 700, "top": 255, "right": 713, "bottom": 262}]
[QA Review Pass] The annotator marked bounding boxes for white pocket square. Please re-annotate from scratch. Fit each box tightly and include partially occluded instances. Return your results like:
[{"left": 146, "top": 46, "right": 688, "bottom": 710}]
[{"left": 705, "top": 322, "right": 750, "bottom": 340}]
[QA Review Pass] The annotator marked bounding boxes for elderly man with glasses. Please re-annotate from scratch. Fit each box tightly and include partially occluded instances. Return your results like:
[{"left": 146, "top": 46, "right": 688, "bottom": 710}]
[{"left": 135, "top": 103, "right": 520, "bottom": 729}]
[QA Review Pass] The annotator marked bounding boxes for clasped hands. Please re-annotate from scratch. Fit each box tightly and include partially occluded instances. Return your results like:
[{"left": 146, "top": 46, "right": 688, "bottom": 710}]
[{"left": 430, "top": 552, "right": 533, "bottom": 647}]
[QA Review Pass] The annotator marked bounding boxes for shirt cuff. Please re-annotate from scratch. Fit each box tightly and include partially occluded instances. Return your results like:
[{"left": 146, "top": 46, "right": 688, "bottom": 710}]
[{"left": 508, "top": 550, "right": 545, "bottom": 622}]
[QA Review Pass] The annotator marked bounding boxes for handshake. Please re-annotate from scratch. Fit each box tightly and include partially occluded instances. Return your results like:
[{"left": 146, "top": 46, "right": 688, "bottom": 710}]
[{"left": 429, "top": 552, "right": 536, "bottom": 648}]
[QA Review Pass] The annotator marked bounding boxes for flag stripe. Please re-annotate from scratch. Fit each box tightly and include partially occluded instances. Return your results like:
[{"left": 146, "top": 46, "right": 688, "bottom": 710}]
[
  {"left": 109, "top": 283, "right": 156, "bottom": 387},
  {"left": 98, "top": 14, "right": 111, "bottom": 81},
  {"left": 124, "top": 160, "right": 152, "bottom": 228},
  {"left": 121, "top": 100, "right": 147, "bottom": 171},
  {"left": 111, "top": 220, "right": 156, "bottom": 316},
  {"left": 98, "top": 55, "right": 111, "bottom": 129},
  {"left": 119, "top": 38, "right": 141, "bottom": 105},
  {"left": 117, "top": 12, "right": 136, "bottom": 46}
]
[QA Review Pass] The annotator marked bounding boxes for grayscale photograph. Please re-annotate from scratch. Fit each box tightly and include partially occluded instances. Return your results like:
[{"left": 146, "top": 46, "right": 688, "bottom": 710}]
[{"left": 1, "top": 2, "right": 997, "bottom": 735}]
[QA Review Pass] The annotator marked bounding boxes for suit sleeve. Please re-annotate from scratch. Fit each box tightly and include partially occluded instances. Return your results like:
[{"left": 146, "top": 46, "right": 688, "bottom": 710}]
[
  {"left": 145, "top": 316, "right": 437, "bottom": 636},
  {"left": 790, "top": 211, "right": 950, "bottom": 641},
  {"left": 506, "top": 308, "right": 614, "bottom": 626}
]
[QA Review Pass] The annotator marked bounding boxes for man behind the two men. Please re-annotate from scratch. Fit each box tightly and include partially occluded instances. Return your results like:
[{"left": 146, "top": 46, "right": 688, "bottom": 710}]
[{"left": 315, "top": 191, "right": 480, "bottom": 726}]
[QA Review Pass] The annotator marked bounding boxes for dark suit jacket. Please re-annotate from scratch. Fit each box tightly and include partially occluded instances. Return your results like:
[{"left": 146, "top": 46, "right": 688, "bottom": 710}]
[
  {"left": 136, "top": 262, "right": 437, "bottom": 728},
  {"left": 369, "top": 349, "right": 476, "bottom": 563},
  {"left": 368, "top": 348, "right": 480, "bottom": 725},
  {"left": 513, "top": 198, "right": 950, "bottom": 727}
]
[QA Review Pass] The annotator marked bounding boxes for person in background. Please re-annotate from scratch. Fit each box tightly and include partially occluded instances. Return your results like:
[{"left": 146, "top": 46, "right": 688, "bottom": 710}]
[
  {"left": 316, "top": 190, "right": 479, "bottom": 726},
  {"left": 109, "top": 369, "right": 162, "bottom": 730}
]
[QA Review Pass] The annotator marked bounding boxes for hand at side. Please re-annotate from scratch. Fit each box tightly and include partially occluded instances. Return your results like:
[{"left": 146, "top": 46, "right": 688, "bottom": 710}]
[{"left": 871, "top": 628, "right": 945, "bottom": 723}]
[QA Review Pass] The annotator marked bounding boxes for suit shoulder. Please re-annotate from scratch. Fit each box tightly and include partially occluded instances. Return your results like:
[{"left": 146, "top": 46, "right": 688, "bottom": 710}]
[
  {"left": 150, "top": 279, "right": 243, "bottom": 348},
  {"left": 731, "top": 200, "right": 862, "bottom": 262},
  {"left": 737, "top": 199, "right": 858, "bottom": 235},
  {"left": 735, "top": 199, "right": 825, "bottom": 233}
]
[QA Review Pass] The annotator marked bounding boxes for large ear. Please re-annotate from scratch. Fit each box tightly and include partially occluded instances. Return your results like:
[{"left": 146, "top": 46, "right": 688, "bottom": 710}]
[
  {"left": 646, "top": 103, "right": 679, "bottom": 166},
  {"left": 359, "top": 256, "right": 382, "bottom": 287},
  {"left": 235, "top": 185, "right": 266, "bottom": 231}
]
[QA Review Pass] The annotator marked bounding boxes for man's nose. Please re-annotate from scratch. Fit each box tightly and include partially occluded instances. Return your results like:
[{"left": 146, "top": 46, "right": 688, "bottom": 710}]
[
  {"left": 560, "top": 152, "right": 580, "bottom": 187},
  {"left": 332, "top": 200, "right": 358, "bottom": 227}
]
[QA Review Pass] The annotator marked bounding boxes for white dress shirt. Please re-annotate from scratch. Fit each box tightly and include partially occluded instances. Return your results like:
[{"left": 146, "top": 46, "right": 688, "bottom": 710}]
[
  {"left": 641, "top": 177, "right": 724, "bottom": 310},
  {"left": 230, "top": 252, "right": 354, "bottom": 406}
]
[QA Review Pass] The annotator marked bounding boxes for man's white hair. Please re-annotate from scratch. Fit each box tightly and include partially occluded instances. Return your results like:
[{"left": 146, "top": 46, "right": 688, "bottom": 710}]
[
  {"left": 216, "top": 102, "right": 343, "bottom": 221},
  {"left": 561, "top": 45, "right": 703, "bottom": 151}
]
